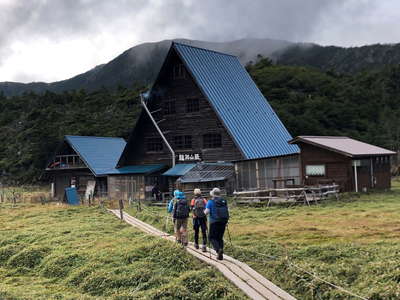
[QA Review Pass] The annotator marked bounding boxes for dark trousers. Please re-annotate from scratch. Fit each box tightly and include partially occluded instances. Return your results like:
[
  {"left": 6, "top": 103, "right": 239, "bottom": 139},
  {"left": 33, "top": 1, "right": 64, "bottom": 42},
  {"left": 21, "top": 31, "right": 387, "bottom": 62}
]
[
  {"left": 193, "top": 217, "right": 207, "bottom": 245},
  {"left": 209, "top": 221, "right": 227, "bottom": 252}
]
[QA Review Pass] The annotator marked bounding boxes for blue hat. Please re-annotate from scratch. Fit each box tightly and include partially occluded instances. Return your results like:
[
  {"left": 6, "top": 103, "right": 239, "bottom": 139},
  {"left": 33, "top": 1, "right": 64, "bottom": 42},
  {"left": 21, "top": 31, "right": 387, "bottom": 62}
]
[{"left": 173, "top": 189, "right": 180, "bottom": 197}]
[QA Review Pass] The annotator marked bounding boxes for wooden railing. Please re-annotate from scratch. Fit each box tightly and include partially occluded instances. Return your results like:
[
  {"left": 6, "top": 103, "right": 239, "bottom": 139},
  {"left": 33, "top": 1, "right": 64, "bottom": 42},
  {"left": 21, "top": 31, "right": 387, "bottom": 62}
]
[
  {"left": 233, "top": 184, "right": 340, "bottom": 206},
  {"left": 47, "top": 155, "right": 86, "bottom": 170}
]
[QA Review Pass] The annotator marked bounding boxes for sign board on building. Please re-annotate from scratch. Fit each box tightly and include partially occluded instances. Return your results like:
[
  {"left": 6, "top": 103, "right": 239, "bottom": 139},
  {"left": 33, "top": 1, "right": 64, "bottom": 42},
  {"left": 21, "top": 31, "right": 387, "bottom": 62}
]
[{"left": 177, "top": 153, "right": 202, "bottom": 162}]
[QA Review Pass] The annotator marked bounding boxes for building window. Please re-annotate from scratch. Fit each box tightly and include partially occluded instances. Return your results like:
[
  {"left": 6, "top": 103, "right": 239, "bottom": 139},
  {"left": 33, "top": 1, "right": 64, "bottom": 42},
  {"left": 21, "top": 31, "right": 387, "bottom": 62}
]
[
  {"left": 203, "top": 133, "right": 222, "bottom": 148},
  {"left": 164, "top": 101, "right": 176, "bottom": 115},
  {"left": 186, "top": 98, "right": 199, "bottom": 113},
  {"left": 305, "top": 165, "right": 325, "bottom": 176},
  {"left": 174, "top": 135, "right": 192, "bottom": 149},
  {"left": 173, "top": 64, "right": 186, "bottom": 79},
  {"left": 146, "top": 138, "right": 163, "bottom": 152}
]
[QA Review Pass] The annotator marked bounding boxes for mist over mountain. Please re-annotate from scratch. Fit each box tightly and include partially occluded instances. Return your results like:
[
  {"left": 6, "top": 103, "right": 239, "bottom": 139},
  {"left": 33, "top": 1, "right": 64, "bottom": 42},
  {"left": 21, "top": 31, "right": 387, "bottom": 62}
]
[
  {"left": 0, "top": 38, "right": 293, "bottom": 97},
  {"left": 2, "top": 37, "right": 400, "bottom": 97}
]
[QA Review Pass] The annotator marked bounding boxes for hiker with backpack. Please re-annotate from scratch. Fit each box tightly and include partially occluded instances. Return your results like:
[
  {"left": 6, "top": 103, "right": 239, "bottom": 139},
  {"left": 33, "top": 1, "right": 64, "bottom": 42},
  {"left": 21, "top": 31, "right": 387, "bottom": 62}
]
[
  {"left": 190, "top": 188, "right": 208, "bottom": 252},
  {"left": 167, "top": 190, "right": 190, "bottom": 246},
  {"left": 204, "top": 187, "right": 229, "bottom": 260}
]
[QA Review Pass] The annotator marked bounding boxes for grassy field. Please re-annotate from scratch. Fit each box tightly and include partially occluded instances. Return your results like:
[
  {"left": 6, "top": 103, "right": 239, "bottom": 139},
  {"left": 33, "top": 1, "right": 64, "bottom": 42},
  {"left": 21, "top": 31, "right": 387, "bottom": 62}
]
[
  {"left": 0, "top": 204, "right": 245, "bottom": 300},
  {"left": 129, "top": 179, "right": 400, "bottom": 300}
]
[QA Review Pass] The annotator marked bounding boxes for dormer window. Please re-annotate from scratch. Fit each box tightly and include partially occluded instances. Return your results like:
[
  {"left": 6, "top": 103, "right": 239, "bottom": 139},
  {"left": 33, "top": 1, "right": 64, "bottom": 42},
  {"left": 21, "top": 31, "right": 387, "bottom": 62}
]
[
  {"left": 164, "top": 100, "right": 176, "bottom": 115},
  {"left": 173, "top": 64, "right": 186, "bottom": 79},
  {"left": 186, "top": 98, "right": 199, "bottom": 113},
  {"left": 146, "top": 137, "right": 163, "bottom": 152}
]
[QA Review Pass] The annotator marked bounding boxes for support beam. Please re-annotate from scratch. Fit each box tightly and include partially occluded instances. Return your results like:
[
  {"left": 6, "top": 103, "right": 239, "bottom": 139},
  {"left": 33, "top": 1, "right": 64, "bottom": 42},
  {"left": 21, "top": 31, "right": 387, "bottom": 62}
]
[{"left": 140, "top": 94, "right": 175, "bottom": 167}]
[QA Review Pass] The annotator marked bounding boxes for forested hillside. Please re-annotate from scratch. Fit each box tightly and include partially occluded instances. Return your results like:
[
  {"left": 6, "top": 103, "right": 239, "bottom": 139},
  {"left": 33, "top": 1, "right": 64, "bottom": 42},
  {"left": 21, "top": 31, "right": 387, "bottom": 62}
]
[
  {"left": 277, "top": 43, "right": 400, "bottom": 74},
  {"left": 1, "top": 59, "right": 399, "bottom": 183}
]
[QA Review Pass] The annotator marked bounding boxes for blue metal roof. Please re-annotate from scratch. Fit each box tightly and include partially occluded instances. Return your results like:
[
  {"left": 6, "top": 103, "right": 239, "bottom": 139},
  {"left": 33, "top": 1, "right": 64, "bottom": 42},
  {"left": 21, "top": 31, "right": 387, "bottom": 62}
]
[
  {"left": 107, "top": 165, "right": 165, "bottom": 175},
  {"left": 66, "top": 136, "right": 165, "bottom": 176},
  {"left": 173, "top": 42, "right": 299, "bottom": 160},
  {"left": 65, "top": 135, "right": 127, "bottom": 176},
  {"left": 162, "top": 164, "right": 196, "bottom": 176}
]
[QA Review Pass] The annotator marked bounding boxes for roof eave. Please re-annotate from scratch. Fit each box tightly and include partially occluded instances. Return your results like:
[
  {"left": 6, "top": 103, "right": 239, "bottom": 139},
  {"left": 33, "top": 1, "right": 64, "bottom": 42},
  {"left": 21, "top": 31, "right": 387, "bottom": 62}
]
[
  {"left": 232, "top": 152, "right": 300, "bottom": 163},
  {"left": 290, "top": 136, "right": 396, "bottom": 158},
  {"left": 64, "top": 136, "right": 99, "bottom": 176}
]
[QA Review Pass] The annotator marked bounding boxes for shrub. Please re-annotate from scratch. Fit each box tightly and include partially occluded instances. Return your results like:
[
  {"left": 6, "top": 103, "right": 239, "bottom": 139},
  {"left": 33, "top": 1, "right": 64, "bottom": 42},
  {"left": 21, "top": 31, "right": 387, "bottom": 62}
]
[
  {"left": 0, "top": 245, "right": 23, "bottom": 266},
  {"left": 41, "top": 253, "right": 85, "bottom": 278},
  {"left": 7, "top": 246, "right": 50, "bottom": 269}
]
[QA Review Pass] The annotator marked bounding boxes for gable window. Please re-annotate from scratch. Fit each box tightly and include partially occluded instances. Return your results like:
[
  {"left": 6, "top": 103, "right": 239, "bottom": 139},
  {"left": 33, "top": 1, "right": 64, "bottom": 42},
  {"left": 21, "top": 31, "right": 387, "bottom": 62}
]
[
  {"left": 146, "top": 137, "right": 163, "bottom": 152},
  {"left": 203, "top": 133, "right": 222, "bottom": 148},
  {"left": 174, "top": 135, "right": 192, "bottom": 149},
  {"left": 186, "top": 98, "right": 200, "bottom": 113},
  {"left": 173, "top": 64, "right": 186, "bottom": 79},
  {"left": 164, "top": 101, "right": 176, "bottom": 115},
  {"left": 305, "top": 165, "right": 325, "bottom": 176}
]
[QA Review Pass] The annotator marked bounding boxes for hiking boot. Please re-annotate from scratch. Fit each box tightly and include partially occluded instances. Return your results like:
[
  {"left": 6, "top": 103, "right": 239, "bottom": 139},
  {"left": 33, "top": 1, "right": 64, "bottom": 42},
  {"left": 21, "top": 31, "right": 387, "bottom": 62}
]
[
  {"left": 217, "top": 249, "right": 223, "bottom": 260},
  {"left": 194, "top": 243, "right": 199, "bottom": 249},
  {"left": 201, "top": 245, "right": 207, "bottom": 252}
]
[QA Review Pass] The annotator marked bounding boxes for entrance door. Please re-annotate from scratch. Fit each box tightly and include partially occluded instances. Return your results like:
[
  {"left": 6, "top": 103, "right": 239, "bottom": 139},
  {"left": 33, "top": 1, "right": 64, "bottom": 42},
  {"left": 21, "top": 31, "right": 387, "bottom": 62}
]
[
  {"left": 55, "top": 175, "right": 70, "bottom": 201},
  {"left": 127, "top": 176, "right": 137, "bottom": 204}
]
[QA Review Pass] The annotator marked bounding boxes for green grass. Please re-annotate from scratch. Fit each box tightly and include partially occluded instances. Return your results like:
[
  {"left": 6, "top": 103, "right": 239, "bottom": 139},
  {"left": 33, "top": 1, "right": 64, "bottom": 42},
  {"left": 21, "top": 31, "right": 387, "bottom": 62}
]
[
  {"left": 0, "top": 204, "right": 245, "bottom": 300},
  {"left": 128, "top": 180, "right": 400, "bottom": 299}
]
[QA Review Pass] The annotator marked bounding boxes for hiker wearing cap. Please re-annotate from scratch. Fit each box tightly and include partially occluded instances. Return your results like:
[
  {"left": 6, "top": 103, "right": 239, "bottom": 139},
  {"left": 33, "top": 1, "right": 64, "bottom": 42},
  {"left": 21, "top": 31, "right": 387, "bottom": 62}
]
[
  {"left": 190, "top": 188, "right": 208, "bottom": 252},
  {"left": 168, "top": 190, "right": 190, "bottom": 246},
  {"left": 204, "top": 187, "right": 229, "bottom": 260}
]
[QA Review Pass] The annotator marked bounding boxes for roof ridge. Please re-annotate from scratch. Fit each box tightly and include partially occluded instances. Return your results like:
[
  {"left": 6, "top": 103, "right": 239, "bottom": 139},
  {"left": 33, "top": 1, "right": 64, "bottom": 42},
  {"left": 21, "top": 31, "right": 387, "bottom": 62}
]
[
  {"left": 300, "top": 135, "right": 350, "bottom": 139},
  {"left": 65, "top": 135, "right": 125, "bottom": 140},
  {"left": 172, "top": 41, "right": 237, "bottom": 58}
]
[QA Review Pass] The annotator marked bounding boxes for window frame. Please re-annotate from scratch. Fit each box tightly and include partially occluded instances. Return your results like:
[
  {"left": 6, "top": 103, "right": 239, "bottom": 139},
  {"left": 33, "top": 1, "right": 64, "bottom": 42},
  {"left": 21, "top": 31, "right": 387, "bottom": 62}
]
[
  {"left": 203, "top": 133, "right": 222, "bottom": 149},
  {"left": 305, "top": 164, "right": 326, "bottom": 177},
  {"left": 146, "top": 137, "right": 163, "bottom": 153},
  {"left": 163, "top": 100, "right": 176, "bottom": 115},
  {"left": 172, "top": 64, "right": 186, "bottom": 79},
  {"left": 186, "top": 98, "right": 200, "bottom": 113},
  {"left": 174, "top": 135, "right": 192, "bottom": 150}
]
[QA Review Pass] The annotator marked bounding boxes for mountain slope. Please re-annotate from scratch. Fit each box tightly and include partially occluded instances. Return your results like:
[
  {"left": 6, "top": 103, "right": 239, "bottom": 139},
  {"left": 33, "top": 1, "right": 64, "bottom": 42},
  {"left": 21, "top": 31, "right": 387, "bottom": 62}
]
[
  {"left": 0, "top": 38, "right": 293, "bottom": 97},
  {"left": 277, "top": 43, "right": 400, "bottom": 73}
]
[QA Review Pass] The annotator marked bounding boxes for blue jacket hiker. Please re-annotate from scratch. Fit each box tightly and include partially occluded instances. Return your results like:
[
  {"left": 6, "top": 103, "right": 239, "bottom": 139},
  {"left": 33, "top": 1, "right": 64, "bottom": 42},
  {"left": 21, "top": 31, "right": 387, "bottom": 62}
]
[
  {"left": 168, "top": 190, "right": 190, "bottom": 246},
  {"left": 204, "top": 187, "right": 229, "bottom": 260}
]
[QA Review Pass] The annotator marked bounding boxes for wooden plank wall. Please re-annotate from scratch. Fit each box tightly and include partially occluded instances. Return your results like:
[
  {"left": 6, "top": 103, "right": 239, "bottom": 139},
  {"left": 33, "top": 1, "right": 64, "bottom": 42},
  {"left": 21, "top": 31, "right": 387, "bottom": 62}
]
[{"left": 122, "top": 49, "right": 243, "bottom": 167}]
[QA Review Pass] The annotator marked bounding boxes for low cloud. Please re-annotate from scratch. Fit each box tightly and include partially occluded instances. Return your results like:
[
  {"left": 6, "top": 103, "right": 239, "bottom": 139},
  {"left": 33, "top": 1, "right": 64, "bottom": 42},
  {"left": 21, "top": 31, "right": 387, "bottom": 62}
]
[{"left": 0, "top": 0, "right": 399, "bottom": 82}]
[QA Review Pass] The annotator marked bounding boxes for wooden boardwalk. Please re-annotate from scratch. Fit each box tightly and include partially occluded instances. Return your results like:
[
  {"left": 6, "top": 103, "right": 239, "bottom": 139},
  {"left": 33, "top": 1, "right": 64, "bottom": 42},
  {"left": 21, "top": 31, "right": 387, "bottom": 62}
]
[{"left": 109, "top": 209, "right": 296, "bottom": 300}]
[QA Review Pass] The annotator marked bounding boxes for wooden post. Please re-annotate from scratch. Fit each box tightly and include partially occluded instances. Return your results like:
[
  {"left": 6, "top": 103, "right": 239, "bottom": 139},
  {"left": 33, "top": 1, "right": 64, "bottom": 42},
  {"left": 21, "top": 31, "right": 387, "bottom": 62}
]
[
  {"left": 255, "top": 161, "right": 260, "bottom": 190},
  {"left": 353, "top": 162, "right": 359, "bottom": 193},
  {"left": 234, "top": 163, "right": 239, "bottom": 191},
  {"left": 137, "top": 197, "right": 142, "bottom": 212},
  {"left": 119, "top": 199, "right": 124, "bottom": 220}
]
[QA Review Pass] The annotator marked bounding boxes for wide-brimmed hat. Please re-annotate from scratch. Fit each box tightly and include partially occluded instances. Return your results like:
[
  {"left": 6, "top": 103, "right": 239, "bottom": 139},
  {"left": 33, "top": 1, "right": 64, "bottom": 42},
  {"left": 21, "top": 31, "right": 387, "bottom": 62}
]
[{"left": 210, "top": 188, "right": 221, "bottom": 197}]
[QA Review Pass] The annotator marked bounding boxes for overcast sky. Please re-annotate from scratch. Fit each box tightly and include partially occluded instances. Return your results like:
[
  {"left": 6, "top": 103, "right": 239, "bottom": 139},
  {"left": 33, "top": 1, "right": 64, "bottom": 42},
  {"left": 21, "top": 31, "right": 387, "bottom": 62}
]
[{"left": 1, "top": 0, "right": 400, "bottom": 83}]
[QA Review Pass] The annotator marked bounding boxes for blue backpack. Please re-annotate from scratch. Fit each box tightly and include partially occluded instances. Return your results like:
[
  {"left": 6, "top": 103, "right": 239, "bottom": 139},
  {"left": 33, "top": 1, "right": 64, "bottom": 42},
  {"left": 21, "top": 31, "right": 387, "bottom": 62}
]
[{"left": 214, "top": 198, "right": 229, "bottom": 222}]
